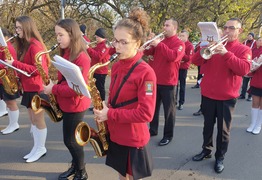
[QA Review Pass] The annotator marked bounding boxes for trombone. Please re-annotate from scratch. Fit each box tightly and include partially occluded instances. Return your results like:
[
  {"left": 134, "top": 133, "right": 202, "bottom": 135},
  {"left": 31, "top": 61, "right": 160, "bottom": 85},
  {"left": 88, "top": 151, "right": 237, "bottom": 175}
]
[
  {"left": 200, "top": 35, "right": 228, "bottom": 60},
  {"left": 141, "top": 31, "right": 165, "bottom": 50}
]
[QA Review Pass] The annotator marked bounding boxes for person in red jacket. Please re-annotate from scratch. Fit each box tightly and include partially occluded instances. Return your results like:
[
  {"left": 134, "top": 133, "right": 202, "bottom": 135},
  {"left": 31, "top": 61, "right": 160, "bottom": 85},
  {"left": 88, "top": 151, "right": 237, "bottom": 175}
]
[
  {"left": 5, "top": 16, "right": 50, "bottom": 163},
  {"left": 246, "top": 37, "right": 262, "bottom": 134},
  {"left": 239, "top": 32, "right": 256, "bottom": 101},
  {"left": 176, "top": 29, "right": 194, "bottom": 110},
  {"left": 44, "top": 18, "right": 91, "bottom": 180},
  {"left": 87, "top": 28, "right": 110, "bottom": 104},
  {"left": 191, "top": 18, "right": 251, "bottom": 173},
  {"left": 0, "top": 28, "right": 20, "bottom": 135},
  {"left": 143, "top": 18, "right": 185, "bottom": 146},
  {"left": 93, "top": 7, "right": 156, "bottom": 180},
  {"left": 79, "top": 24, "right": 90, "bottom": 43}
]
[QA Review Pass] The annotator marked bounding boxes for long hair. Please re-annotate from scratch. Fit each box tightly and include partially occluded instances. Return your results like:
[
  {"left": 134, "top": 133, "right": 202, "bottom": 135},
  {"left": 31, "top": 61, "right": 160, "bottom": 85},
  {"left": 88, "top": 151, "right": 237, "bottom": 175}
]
[
  {"left": 15, "top": 16, "right": 50, "bottom": 66},
  {"left": 56, "top": 18, "right": 87, "bottom": 62}
]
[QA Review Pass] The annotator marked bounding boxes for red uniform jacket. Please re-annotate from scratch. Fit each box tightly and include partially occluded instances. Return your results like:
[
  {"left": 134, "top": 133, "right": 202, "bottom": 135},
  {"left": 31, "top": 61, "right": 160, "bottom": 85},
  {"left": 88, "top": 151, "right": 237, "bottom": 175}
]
[
  {"left": 179, "top": 40, "right": 194, "bottom": 70},
  {"left": 12, "top": 38, "right": 48, "bottom": 92},
  {"left": 52, "top": 49, "right": 91, "bottom": 113},
  {"left": 144, "top": 35, "right": 185, "bottom": 85},
  {"left": 87, "top": 40, "right": 110, "bottom": 74},
  {"left": 192, "top": 39, "right": 251, "bottom": 100},
  {"left": 250, "top": 46, "right": 262, "bottom": 89},
  {"left": 83, "top": 35, "right": 90, "bottom": 43},
  {"left": 107, "top": 53, "right": 157, "bottom": 147},
  {"left": 0, "top": 41, "right": 17, "bottom": 84},
  {"left": 243, "top": 39, "right": 256, "bottom": 49}
]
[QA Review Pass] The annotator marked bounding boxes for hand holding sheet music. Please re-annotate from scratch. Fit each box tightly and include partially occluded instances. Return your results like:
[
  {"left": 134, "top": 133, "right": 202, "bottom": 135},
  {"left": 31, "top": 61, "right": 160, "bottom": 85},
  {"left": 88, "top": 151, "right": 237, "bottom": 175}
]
[{"left": 52, "top": 55, "right": 91, "bottom": 98}]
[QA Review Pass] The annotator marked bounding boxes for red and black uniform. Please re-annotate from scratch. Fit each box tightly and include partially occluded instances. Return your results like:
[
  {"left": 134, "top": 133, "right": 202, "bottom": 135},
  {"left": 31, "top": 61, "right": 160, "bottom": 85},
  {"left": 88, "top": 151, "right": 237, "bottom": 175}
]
[
  {"left": 87, "top": 40, "right": 110, "bottom": 100},
  {"left": 106, "top": 53, "right": 156, "bottom": 179},
  {"left": 52, "top": 48, "right": 91, "bottom": 172},
  {"left": 12, "top": 38, "right": 48, "bottom": 107},
  {"left": 0, "top": 41, "right": 20, "bottom": 100},
  {"left": 192, "top": 39, "right": 251, "bottom": 160},
  {"left": 144, "top": 35, "right": 185, "bottom": 139},
  {"left": 249, "top": 45, "right": 262, "bottom": 95},
  {"left": 243, "top": 39, "right": 256, "bottom": 49},
  {"left": 176, "top": 40, "right": 194, "bottom": 106}
]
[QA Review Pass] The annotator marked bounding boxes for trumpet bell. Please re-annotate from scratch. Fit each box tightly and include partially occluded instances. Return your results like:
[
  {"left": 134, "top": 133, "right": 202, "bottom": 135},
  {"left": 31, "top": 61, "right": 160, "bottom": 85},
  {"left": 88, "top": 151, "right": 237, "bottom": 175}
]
[{"left": 200, "top": 48, "right": 212, "bottom": 60}]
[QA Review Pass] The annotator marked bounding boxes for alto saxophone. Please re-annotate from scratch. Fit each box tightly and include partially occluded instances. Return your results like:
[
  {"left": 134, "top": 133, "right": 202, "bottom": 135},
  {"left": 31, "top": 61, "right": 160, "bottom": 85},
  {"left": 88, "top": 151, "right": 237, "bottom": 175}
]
[
  {"left": 31, "top": 44, "right": 63, "bottom": 123},
  {"left": 0, "top": 35, "right": 19, "bottom": 95},
  {"left": 75, "top": 53, "right": 119, "bottom": 157}
]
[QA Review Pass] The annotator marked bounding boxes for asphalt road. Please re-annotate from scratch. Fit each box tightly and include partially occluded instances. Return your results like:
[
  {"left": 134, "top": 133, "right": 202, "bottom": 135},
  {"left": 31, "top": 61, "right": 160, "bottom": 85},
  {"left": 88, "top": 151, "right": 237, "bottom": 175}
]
[{"left": 0, "top": 68, "right": 261, "bottom": 180}]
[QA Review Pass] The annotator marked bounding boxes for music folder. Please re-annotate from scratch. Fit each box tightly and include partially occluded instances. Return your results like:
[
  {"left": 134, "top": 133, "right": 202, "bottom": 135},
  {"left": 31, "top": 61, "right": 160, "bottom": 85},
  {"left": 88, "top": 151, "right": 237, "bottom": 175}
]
[
  {"left": 197, "top": 22, "right": 221, "bottom": 46},
  {"left": 0, "top": 28, "right": 8, "bottom": 47},
  {"left": 52, "top": 55, "right": 91, "bottom": 98}
]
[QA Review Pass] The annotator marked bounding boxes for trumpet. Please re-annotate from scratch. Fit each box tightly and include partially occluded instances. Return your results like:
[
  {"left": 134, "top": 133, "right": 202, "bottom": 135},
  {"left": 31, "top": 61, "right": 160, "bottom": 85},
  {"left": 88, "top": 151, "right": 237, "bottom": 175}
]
[
  {"left": 200, "top": 35, "right": 228, "bottom": 60},
  {"left": 141, "top": 31, "right": 165, "bottom": 50}
]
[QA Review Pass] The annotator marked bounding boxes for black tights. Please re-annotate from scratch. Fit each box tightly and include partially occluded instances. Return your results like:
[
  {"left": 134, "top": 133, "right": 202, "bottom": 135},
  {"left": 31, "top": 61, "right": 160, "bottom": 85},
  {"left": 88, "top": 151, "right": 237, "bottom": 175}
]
[{"left": 63, "top": 110, "right": 86, "bottom": 170}]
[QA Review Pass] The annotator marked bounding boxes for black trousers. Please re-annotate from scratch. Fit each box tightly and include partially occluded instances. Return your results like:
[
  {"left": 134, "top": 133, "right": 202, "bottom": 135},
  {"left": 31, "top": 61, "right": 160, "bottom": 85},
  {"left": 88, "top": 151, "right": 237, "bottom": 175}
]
[
  {"left": 63, "top": 110, "right": 87, "bottom": 171},
  {"left": 94, "top": 73, "right": 107, "bottom": 101},
  {"left": 150, "top": 85, "right": 176, "bottom": 138},
  {"left": 240, "top": 76, "right": 251, "bottom": 98},
  {"left": 201, "top": 96, "right": 236, "bottom": 160},
  {"left": 196, "top": 66, "right": 203, "bottom": 84},
  {"left": 176, "top": 69, "right": 188, "bottom": 105}
]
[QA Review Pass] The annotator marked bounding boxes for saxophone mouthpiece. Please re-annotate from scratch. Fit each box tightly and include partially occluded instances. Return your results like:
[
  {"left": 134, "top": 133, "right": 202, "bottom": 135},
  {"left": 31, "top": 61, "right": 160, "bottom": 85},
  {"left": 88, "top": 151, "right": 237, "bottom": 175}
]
[
  {"left": 51, "top": 43, "right": 59, "bottom": 51},
  {"left": 109, "top": 53, "right": 119, "bottom": 62}
]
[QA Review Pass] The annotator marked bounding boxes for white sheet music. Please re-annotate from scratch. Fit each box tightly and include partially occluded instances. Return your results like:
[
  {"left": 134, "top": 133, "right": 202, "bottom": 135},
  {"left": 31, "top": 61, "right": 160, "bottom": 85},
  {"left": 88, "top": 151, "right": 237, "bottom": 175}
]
[
  {"left": 197, "top": 22, "right": 221, "bottom": 46},
  {"left": 0, "top": 28, "right": 7, "bottom": 47},
  {"left": 52, "top": 55, "right": 91, "bottom": 98}
]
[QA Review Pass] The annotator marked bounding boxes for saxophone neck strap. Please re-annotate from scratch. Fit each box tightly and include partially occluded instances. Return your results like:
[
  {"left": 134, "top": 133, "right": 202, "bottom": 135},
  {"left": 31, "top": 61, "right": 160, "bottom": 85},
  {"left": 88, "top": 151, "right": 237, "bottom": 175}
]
[{"left": 110, "top": 59, "right": 143, "bottom": 108}]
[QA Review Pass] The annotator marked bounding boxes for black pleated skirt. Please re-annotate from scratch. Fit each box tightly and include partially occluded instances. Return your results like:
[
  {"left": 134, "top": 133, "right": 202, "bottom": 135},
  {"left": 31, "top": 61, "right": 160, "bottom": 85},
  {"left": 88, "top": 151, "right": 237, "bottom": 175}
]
[
  {"left": 21, "top": 91, "right": 48, "bottom": 108},
  {"left": 0, "top": 84, "right": 20, "bottom": 100},
  {"left": 106, "top": 140, "right": 153, "bottom": 180},
  {"left": 250, "top": 86, "right": 262, "bottom": 97}
]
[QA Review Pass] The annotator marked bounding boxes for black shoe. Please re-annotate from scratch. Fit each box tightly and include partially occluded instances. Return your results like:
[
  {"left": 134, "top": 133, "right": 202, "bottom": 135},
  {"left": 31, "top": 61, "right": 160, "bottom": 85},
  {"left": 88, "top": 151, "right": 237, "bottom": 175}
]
[
  {"left": 247, "top": 97, "right": 252, "bottom": 101},
  {"left": 58, "top": 164, "right": 76, "bottom": 180},
  {"left": 238, "top": 95, "right": 245, "bottom": 99},
  {"left": 192, "top": 151, "right": 212, "bottom": 161},
  {"left": 149, "top": 129, "right": 158, "bottom": 137},
  {"left": 73, "top": 169, "right": 88, "bottom": 180},
  {"left": 177, "top": 104, "right": 183, "bottom": 110},
  {"left": 159, "top": 137, "right": 172, "bottom": 146},
  {"left": 191, "top": 84, "right": 199, "bottom": 89},
  {"left": 193, "top": 109, "right": 202, "bottom": 116},
  {"left": 214, "top": 159, "right": 224, "bottom": 173}
]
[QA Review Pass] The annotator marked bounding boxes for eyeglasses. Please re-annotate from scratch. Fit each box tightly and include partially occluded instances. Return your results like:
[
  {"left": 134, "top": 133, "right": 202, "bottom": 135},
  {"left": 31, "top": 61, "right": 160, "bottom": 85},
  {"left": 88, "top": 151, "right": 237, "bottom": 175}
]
[
  {"left": 15, "top": 26, "right": 22, "bottom": 31},
  {"left": 223, "top": 26, "right": 239, "bottom": 31},
  {"left": 112, "top": 38, "right": 136, "bottom": 46}
]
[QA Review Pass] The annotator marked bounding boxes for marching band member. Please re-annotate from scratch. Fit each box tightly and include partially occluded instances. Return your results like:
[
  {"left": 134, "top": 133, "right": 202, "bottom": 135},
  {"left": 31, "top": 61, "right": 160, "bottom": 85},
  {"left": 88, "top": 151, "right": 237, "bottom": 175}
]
[
  {"left": 176, "top": 29, "right": 194, "bottom": 110},
  {"left": 0, "top": 28, "right": 20, "bottom": 135},
  {"left": 44, "top": 18, "right": 91, "bottom": 180},
  {"left": 5, "top": 16, "right": 49, "bottom": 163},
  {"left": 87, "top": 28, "right": 110, "bottom": 102},
  {"left": 246, "top": 37, "right": 262, "bottom": 134},
  {"left": 191, "top": 18, "right": 251, "bottom": 173},
  {"left": 93, "top": 7, "right": 156, "bottom": 180},
  {"left": 143, "top": 18, "right": 185, "bottom": 146}
]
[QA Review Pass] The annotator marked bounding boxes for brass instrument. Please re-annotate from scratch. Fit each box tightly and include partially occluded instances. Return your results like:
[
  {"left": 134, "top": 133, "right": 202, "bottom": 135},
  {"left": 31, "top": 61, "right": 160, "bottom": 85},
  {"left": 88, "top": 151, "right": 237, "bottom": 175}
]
[
  {"left": 75, "top": 53, "right": 119, "bottom": 157},
  {"left": 31, "top": 44, "right": 63, "bottom": 123},
  {"left": 200, "top": 35, "right": 228, "bottom": 60},
  {"left": 0, "top": 33, "right": 19, "bottom": 95},
  {"left": 141, "top": 31, "right": 165, "bottom": 50}
]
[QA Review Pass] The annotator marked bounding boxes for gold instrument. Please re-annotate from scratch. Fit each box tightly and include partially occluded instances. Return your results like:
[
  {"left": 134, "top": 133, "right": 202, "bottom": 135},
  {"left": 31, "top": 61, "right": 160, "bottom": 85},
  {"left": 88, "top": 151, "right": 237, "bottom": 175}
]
[
  {"left": 31, "top": 44, "right": 63, "bottom": 123},
  {"left": 141, "top": 31, "right": 165, "bottom": 50},
  {"left": 0, "top": 33, "right": 19, "bottom": 95},
  {"left": 75, "top": 53, "right": 119, "bottom": 157},
  {"left": 200, "top": 35, "right": 228, "bottom": 60}
]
